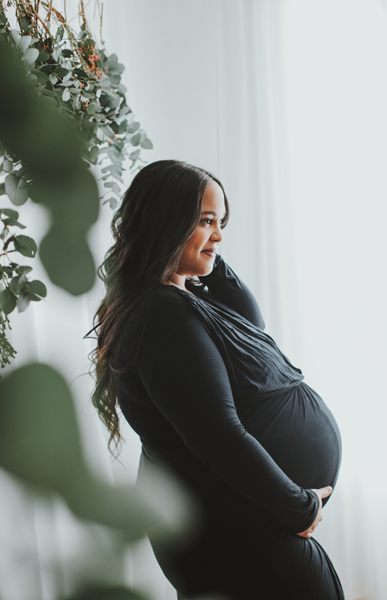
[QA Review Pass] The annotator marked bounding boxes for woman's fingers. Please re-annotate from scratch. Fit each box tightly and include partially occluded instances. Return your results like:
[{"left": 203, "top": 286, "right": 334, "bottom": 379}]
[
  {"left": 313, "top": 485, "right": 333, "bottom": 500},
  {"left": 296, "top": 485, "right": 332, "bottom": 538}
]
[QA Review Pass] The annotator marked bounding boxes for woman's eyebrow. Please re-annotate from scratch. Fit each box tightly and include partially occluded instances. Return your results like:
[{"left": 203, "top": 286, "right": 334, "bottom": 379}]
[{"left": 201, "top": 211, "right": 226, "bottom": 217}]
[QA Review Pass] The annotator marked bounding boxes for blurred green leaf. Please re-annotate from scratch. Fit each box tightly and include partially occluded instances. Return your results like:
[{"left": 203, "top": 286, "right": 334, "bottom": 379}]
[
  {"left": 16, "top": 265, "right": 33, "bottom": 275},
  {"left": 140, "top": 138, "right": 153, "bottom": 150},
  {"left": 62, "top": 88, "right": 71, "bottom": 102},
  {"left": 0, "top": 183, "right": 5, "bottom": 195},
  {"left": 104, "top": 181, "right": 121, "bottom": 196},
  {"left": 0, "top": 289, "right": 16, "bottom": 314},
  {"left": 86, "top": 102, "right": 97, "bottom": 114},
  {"left": 3, "top": 217, "right": 26, "bottom": 229},
  {"left": 39, "top": 226, "right": 95, "bottom": 295},
  {"left": 88, "top": 145, "right": 100, "bottom": 164},
  {"left": 17, "top": 35, "right": 32, "bottom": 52},
  {"left": 4, "top": 174, "right": 29, "bottom": 205},
  {"left": 24, "top": 48, "right": 39, "bottom": 65},
  {"left": 127, "top": 121, "right": 140, "bottom": 134},
  {"left": 29, "top": 167, "right": 99, "bottom": 232},
  {"left": 14, "top": 234, "right": 37, "bottom": 257},
  {"left": 3, "top": 158, "right": 13, "bottom": 171},
  {"left": 102, "top": 197, "right": 118, "bottom": 210},
  {"left": 130, "top": 133, "right": 141, "bottom": 147},
  {"left": 27, "top": 279, "right": 47, "bottom": 298},
  {"left": 16, "top": 291, "right": 30, "bottom": 312},
  {"left": 129, "top": 149, "right": 140, "bottom": 161},
  {"left": 1, "top": 208, "right": 19, "bottom": 219},
  {"left": 0, "top": 363, "right": 196, "bottom": 540}
]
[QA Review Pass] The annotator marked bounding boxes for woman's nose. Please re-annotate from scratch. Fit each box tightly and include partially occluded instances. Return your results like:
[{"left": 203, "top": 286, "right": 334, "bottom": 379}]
[{"left": 210, "top": 224, "right": 223, "bottom": 243}]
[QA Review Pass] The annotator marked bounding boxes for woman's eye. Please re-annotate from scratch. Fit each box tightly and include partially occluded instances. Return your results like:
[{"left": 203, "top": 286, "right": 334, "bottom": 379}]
[{"left": 200, "top": 218, "right": 213, "bottom": 226}]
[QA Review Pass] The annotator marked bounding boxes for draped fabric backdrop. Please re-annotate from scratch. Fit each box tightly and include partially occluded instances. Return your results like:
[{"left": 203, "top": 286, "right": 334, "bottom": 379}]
[{"left": 1, "top": 1, "right": 386, "bottom": 599}]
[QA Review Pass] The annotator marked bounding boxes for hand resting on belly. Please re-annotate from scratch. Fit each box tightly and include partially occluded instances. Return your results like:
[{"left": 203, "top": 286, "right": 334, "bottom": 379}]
[{"left": 296, "top": 486, "right": 333, "bottom": 539}]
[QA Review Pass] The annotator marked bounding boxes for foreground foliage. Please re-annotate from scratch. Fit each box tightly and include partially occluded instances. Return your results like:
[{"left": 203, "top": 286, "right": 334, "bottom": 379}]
[{"left": 0, "top": 0, "right": 152, "bottom": 370}]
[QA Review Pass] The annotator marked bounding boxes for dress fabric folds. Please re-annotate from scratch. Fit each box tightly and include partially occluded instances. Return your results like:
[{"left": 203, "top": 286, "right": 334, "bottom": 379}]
[{"left": 113, "top": 255, "right": 344, "bottom": 599}]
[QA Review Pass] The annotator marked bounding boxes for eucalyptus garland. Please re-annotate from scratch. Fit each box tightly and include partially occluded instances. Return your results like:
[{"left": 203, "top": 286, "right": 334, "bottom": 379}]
[{"left": 0, "top": 1, "right": 152, "bottom": 371}]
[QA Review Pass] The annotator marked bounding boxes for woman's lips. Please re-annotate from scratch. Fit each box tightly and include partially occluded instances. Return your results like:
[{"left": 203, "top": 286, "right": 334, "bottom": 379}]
[{"left": 201, "top": 249, "right": 215, "bottom": 257}]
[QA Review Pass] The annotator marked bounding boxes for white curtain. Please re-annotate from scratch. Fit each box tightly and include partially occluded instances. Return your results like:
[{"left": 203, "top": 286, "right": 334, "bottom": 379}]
[{"left": 1, "top": 1, "right": 387, "bottom": 599}]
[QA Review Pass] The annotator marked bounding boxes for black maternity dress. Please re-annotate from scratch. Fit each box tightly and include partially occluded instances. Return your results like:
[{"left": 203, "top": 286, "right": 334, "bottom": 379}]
[{"left": 113, "top": 255, "right": 344, "bottom": 600}]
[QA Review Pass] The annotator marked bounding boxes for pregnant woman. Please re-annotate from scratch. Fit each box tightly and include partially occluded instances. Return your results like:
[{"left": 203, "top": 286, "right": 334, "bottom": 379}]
[{"left": 92, "top": 160, "right": 344, "bottom": 599}]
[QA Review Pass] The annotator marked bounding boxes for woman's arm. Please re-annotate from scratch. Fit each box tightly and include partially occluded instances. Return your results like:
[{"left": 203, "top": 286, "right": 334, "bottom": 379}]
[
  {"left": 135, "top": 307, "right": 318, "bottom": 533},
  {"left": 196, "top": 254, "right": 265, "bottom": 329}
]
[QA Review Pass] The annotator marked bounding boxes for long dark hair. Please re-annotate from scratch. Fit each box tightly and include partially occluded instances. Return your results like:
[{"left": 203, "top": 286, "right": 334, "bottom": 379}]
[{"left": 90, "top": 160, "right": 229, "bottom": 452}]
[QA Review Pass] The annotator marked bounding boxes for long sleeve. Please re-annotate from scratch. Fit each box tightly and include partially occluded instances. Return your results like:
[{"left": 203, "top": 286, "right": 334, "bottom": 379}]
[
  {"left": 133, "top": 298, "right": 318, "bottom": 533},
  {"left": 195, "top": 254, "right": 265, "bottom": 329}
]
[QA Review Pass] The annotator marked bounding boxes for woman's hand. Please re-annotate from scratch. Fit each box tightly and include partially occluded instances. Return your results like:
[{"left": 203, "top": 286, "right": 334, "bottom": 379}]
[{"left": 296, "top": 486, "right": 333, "bottom": 539}]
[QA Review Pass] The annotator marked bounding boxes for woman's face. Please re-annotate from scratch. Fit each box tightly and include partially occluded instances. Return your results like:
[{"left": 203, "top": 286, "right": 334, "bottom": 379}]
[{"left": 178, "top": 180, "right": 226, "bottom": 277}]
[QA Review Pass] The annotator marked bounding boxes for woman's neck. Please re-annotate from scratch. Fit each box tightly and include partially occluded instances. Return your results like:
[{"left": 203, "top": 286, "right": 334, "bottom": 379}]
[
  {"left": 163, "top": 273, "right": 196, "bottom": 296},
  {"left": 166, "top": 272, "right": 187, "bottom": 290}
]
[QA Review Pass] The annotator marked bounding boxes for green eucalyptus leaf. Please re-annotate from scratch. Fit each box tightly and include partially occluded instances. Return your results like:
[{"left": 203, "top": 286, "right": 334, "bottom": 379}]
[
  {"left": 11, "top": 30, "right": 21, "bottom": 44},
  {"left": 55, "top": 67, "right": 69, "bottom": 78},
  {"left": 0, "top": 289, "right": 16, "bottom": 315},
  {"left": 32, "top": 69, "right": 49, "bottom": 81},
  {"left": 17, "top": 36, "right": 32, "bottom": 53},
  {"left": 105, "top": 53, "right": 118, "bottom": 69},
  {"left": 1, "top": 208, "right": 19, "bottom": 219},
  {"left": 25, "top": 73, "right": 38, "bottom": 85},
  {"left": 10, "top": 276, "right": 22, "bottom": 294},
  {"left": 140, "top": 138, "right": 153, "bottom": 150},
  {"left": 73, "top": 68, "right": 89, "bottom": 81},
  {"left": 56, "top": 26, "right": 64, "bottom": 43},
  {"left": 27, "top": 291, "right": 42, "bottom": 302},
  {"left": 118, "top": 119, "right": 128, "bottom": 134},
  {"left": 16, "top": 265, "right": 33, "bottom": 275},
  {"left": 14, "top": 235, "right": 37, "bottom": 258},
  {"left": 62, "top": 88, "right": 71, "bottom": 102},
  {"left": 86, "top": 103, "right": 96, "bottom": 115},
  {"left": 127, "top": 121, "right": 140, "bottom": 134},
  {"left": 108, "top": 73, "right": 121, "bottom": 85},
  {"left": 27, "top": 280, "right": 47, "bottom": 298},
  {"left": 117, "top": 83, "right": 127, "bottom": 95},
  {"left": 4, "top": 175, "right": 29, "bottom": 206},
  {"left": 2, "top": 218, "right": 26, "bottom": 229},
  {"left": 99, "top": 125, "right": 115, "bottom": 138},
  {"left": 41, "top": 88, "right": 58, "bottom": 98},
  {"left": 104, "top": 181, "right": 121, "bottom": 196},
  {"left": 62, "top": 49, "right": 73, "bottom": 58},
  {"left": 88, "top": 146, "right": 100, "bottom": 164},
  {"left": 102, "top": 197, "right": 118, "bottom": 210},
  {"left": 3, "top": 159, "right": 13, "bottom": 172},
  {"left": 16, "top": 292, "right": 30, "bottom": 313},
  {"left": 38, "top": 52, "right": 49, "bottom": 63},
  {"left": 24, "top": 48, "right": 39, "bottom": 65},
  {"left": 130, "top": 132, "right": 141, "bottom": 147},
  {"left": 0, "top": 183, "right": 5, "bottom": 195},
  {"left": 129, "top": 149, "right": 140, "bottom": 161}
]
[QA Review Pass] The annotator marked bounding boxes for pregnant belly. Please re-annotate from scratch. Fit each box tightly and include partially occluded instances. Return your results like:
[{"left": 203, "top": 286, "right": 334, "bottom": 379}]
[{"left": 241, "top": 382, "right": 342, "bottom": 492}]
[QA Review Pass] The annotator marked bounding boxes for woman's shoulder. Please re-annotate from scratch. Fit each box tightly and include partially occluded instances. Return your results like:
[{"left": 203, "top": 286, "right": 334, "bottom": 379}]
[{"left": 124, "top": 285, "right": 199, "bottom": 339}]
